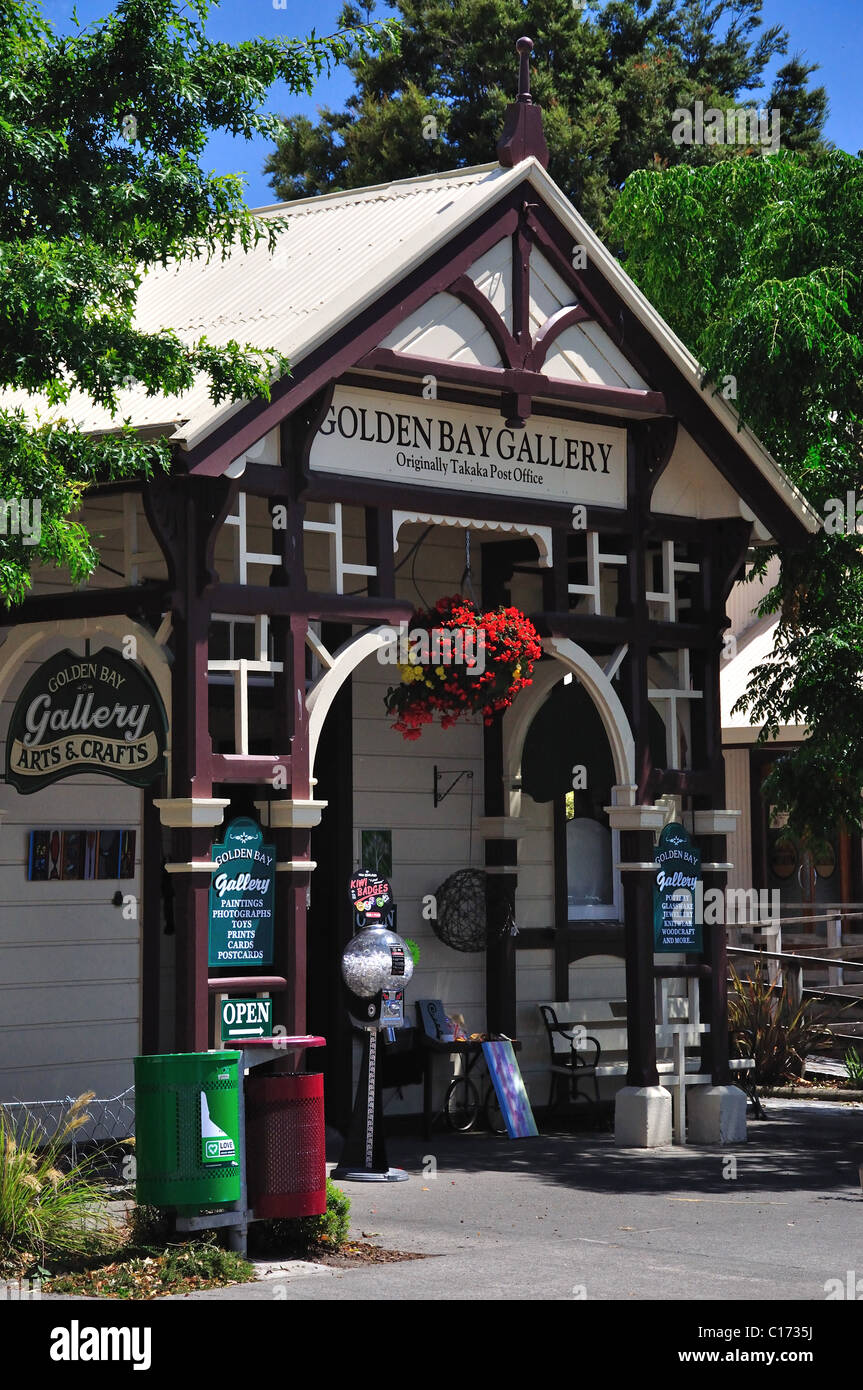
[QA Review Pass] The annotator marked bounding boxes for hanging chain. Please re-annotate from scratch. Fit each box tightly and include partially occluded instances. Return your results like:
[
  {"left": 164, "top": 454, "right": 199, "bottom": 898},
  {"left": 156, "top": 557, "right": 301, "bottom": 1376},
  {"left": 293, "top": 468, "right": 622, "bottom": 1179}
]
[
  {"left": 461, "top": 528, "right": 477, "bottom": 604},
  {"left": 468, "top": 767, "right": 474, "bottom": 866}
]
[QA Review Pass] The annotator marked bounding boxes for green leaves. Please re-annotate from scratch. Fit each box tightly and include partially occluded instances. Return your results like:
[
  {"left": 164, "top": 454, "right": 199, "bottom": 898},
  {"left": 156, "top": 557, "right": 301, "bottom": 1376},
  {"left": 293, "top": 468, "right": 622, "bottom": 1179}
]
[
  {"left": 0, "top": 0, "right": 400, "bottom": 604},
  {"left": 0, "top": 411, "right": 171, "bottom": 607},
  {"left": 612, "top": 149, "right": 863, "bottom": 837}
]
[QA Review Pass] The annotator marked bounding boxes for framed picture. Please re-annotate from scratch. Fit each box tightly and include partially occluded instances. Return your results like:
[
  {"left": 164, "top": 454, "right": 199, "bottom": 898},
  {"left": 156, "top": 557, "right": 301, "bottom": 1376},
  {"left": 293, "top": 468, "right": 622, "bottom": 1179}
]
[
  {"left": 97, "top": 830, "right": 121, "bottom": 879},
  {"left": 61, "top": 830, "right": 85, "bottom": 880},
  {"left": 47, "top": 829, "right": 61, "bottom": 880},
  {"left": 26, "top": 828, "right": 136, "bottom": 881},
  {"left": 119, "top": 830, "right": 136, "bottom": 879},
  {"left": 360, "top": 829, "right": 392, "bottom": 880},
  {"left": 83, "top": 831, "right": 98, "bottom": 881},
  {"left": 27, "top": 830, "right": 51, "bottom": 882}
]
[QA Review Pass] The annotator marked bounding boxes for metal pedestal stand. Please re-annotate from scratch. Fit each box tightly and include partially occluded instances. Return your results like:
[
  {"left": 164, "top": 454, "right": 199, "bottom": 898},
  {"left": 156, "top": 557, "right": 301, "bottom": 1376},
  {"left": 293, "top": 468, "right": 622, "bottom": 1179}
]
[{"left": 333, "top": 1028, "right": 408, "bottom": 1182}]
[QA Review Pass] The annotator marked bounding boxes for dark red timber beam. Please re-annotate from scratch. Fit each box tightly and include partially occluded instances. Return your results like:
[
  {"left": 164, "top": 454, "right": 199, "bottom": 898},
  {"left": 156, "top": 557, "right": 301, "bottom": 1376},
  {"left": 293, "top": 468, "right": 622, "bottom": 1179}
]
[
  {"left": 179, "top": 197, "right": 525, "bottom": 477},
  {"left": 356, "top": 347, "right": 667, "bottom": 417}
]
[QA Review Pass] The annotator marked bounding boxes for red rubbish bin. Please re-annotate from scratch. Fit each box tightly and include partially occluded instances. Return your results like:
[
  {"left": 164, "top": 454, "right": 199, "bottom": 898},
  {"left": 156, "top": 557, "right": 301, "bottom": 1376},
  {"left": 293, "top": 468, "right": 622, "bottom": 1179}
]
[{"left": 245, "top": 1072, "right": 326, "bottom": 1219}]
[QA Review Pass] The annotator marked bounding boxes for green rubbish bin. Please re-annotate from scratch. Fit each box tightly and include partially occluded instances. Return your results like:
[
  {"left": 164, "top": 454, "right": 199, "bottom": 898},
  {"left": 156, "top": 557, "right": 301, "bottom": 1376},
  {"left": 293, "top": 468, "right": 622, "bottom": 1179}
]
[{"left": 134, "top": 1052, "right": 241, "bottom": 1214}]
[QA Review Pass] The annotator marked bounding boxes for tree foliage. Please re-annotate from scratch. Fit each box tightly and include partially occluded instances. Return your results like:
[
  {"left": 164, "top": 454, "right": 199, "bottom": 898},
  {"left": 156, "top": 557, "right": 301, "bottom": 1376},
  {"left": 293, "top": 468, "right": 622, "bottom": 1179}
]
[
  {"left": 265, "top": 0, "right": 826, "bottom": 233},
  {"left": 0, "top": 0, "right": 398, "bottom": 605},
  {"left": 610, "top": 151, "right": 863, "bottom": 838}
]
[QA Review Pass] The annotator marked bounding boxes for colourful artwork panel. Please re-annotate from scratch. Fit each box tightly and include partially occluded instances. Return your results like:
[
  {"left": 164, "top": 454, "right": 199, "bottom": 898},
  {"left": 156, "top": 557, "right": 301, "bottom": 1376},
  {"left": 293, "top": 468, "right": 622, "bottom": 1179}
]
[{"left": 482, "top": 1040, "right": 539, "bottom": 1139}]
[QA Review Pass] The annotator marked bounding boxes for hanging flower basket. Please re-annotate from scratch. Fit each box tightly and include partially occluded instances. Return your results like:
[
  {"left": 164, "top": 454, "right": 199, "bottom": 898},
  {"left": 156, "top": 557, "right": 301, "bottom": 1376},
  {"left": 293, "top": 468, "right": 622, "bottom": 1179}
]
[{"left": 383, "top": 594, "right": 542, "bottom": 740}]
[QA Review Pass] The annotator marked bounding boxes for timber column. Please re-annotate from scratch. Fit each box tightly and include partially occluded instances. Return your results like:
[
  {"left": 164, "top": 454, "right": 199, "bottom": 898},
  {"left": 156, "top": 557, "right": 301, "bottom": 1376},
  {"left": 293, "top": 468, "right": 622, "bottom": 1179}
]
[
  {"left": 146, "top": 475, "right": 233, "bottom": 1052},
  {"left": 608, "top": 789, "right": 672, "bottom": 1147}
]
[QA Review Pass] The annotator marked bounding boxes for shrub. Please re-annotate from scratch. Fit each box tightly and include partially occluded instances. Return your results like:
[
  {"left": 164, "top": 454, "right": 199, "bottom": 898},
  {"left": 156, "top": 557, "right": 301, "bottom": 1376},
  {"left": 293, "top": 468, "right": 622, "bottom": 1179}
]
[
  {"left": 728, "top": 963, "right": 833, "bottom": 1085},
  {"left": 127, "top": 1203, "right": 173, "bottom": 1248},
  {"left": 844, "top": 1046, "right": 863, "bottom": 1086},
  {"left": 251, "top": 1177, "right": 351, "bottom": 1253},
  {"left": 0, "top": 1094, "right": 121, "bottom": 1274}
]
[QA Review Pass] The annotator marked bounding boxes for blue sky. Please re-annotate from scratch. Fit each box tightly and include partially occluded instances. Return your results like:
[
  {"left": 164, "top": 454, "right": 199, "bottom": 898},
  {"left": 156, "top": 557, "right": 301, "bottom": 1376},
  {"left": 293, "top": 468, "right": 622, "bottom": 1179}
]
[{"left": 41, "top": 0, "right": 863, "bottom": 208}]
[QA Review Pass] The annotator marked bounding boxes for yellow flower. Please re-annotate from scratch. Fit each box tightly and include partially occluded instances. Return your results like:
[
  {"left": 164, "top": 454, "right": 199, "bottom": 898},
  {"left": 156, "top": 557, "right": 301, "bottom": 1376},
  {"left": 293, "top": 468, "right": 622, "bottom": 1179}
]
[
  {"left": 434, "top": 666, "right": 446, "bottom": 679},
  {"left": 513, "top": 665, "right": 521, "bottom": 679}
]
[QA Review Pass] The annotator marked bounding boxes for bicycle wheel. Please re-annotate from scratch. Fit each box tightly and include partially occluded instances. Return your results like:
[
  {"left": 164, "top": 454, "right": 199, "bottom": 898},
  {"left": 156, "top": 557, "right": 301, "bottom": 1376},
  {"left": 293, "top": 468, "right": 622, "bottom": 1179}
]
[
  {"left": 445, "top": 1076, "right": 481, "bottom": 1131},
  {"left": 483, "top": 1084, "right": 508, "bottom": 1136}
]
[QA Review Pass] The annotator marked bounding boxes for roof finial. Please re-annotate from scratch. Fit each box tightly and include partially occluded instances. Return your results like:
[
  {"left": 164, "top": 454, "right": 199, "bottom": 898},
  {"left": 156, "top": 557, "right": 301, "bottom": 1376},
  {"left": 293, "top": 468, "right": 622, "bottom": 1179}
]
[
  {"left": 516, "top": 35, "right": 534, "bottom": 103},
  {"left": 497, "top": 36, "right": 549, "bottom": 169}
]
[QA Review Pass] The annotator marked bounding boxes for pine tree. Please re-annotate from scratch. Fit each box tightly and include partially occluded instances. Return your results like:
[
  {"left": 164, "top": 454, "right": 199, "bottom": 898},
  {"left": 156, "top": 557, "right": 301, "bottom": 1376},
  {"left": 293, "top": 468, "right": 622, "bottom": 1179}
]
[{"left": 264, "top": 0, "right": 827, "bottom": 232}]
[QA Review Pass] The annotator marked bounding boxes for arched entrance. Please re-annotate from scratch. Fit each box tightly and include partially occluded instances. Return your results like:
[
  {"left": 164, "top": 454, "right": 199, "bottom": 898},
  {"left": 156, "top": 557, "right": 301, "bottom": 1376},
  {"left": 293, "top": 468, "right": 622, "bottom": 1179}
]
[
  {"left": 303, "top": 626, "right": 640, "bottom": 1124},
  {"left": 503, "top": 636, "right": 635, "bottom": 803},
  {"left": 497, "top": 641, "right": 638, "bottom": 1098}
]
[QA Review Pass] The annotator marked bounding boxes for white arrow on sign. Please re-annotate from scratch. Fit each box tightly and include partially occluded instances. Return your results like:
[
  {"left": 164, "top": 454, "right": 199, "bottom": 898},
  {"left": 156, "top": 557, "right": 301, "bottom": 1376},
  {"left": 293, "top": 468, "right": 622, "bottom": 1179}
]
[{"left": 228, "top": 1027, "right": 265, "bottom": 1036}]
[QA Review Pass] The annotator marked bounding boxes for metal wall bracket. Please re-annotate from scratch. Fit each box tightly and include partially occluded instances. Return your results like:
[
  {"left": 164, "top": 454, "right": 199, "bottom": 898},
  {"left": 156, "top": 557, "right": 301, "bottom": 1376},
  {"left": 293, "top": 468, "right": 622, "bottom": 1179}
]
[{"left": 433, "top": 765, "right": 474, "bottom": 808}]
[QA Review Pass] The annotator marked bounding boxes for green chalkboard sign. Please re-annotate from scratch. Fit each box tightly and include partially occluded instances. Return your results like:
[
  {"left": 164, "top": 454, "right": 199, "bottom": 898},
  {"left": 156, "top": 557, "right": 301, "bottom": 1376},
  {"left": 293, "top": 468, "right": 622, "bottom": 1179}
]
[
  {"left": 653, "top": 822, "right": 702, "bottom": 954},
  {"left": 208, "top": 818, "right": 275, "bottom": 968}
]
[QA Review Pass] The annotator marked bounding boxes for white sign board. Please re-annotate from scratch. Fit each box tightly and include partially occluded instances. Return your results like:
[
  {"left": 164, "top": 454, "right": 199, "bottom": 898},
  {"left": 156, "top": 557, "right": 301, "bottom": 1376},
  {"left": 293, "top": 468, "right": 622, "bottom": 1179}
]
[{"left": 310, "top": 387, "right": 627, "bottom": 509}]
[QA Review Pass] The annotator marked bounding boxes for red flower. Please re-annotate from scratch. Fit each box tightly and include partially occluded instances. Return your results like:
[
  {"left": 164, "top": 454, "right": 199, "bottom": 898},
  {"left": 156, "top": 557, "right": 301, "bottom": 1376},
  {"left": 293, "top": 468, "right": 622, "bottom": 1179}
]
[{"left": 384, "top": 595, "right": 541, "bottom": 739}]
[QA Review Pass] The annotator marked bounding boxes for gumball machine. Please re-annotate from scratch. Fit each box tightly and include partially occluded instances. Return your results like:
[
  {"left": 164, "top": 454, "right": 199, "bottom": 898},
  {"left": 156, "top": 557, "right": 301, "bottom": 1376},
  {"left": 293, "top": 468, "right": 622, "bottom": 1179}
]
[{"left": 332, "top": 872, "right": 414, "bottom": 1182}]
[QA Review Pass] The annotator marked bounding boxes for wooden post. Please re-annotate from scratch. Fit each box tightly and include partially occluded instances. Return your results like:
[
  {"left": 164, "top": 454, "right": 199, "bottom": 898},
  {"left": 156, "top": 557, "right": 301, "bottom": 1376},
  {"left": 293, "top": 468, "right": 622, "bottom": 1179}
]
[
  {"left": 787, "top": 962, "right": 804, "bottom": 1011},
  {"left": 620, "top": 833, "right": 659, "bottom": 1087},
  {"left": 828, "top": 916, "right": 844, "bottom": 987}
]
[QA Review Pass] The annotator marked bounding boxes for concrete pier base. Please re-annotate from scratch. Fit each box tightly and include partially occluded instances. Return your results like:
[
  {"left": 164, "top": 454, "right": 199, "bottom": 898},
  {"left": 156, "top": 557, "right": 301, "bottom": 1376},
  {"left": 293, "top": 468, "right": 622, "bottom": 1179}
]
[
  {"left": 614, "top": 1085, "right": 673, "bottom": 1148},
  {"left": 687, "top": 1085, "right": 748, "bottom": 1144}
]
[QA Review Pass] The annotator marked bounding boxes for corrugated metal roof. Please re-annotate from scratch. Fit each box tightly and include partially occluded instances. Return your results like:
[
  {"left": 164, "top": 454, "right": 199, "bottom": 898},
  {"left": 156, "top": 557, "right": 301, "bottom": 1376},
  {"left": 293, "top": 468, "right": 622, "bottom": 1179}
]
[
  {"left": 1, "top": 154, "right": 820, "bottom": 535},
  {"left": 0, "top": 164, "right": 503, "bottom": 440}
]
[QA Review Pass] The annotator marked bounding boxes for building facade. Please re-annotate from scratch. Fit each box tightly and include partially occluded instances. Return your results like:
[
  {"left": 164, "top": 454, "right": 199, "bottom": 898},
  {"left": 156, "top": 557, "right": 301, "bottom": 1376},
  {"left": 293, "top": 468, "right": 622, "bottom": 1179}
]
[{"left": 0, "top": 76, "right": 820, "bottom": 1144}]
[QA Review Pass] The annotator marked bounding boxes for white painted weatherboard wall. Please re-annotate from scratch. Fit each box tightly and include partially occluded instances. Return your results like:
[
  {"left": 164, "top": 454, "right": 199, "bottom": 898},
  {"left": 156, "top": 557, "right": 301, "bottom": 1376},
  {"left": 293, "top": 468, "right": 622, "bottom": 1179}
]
[
  {"left": 0, "top": 632, "right": 144, "bottom": 1106},
  {"left": 0, "top": 777, "right": 143, "bottom": 1105}
]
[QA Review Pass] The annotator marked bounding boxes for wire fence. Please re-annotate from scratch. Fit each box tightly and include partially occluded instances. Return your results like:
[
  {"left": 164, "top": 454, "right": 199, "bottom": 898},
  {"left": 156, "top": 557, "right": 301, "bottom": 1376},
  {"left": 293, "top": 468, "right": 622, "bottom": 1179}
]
[{"left": 0, "top": 1086, "right": 135, "bottom": 1164}]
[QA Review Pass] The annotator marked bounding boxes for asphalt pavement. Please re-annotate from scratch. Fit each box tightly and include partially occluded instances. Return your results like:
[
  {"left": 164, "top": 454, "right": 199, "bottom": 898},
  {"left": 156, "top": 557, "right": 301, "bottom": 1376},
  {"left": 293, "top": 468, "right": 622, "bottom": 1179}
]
[{"left": 180, "top": 1097, "right": 863, "bottom": 1301}]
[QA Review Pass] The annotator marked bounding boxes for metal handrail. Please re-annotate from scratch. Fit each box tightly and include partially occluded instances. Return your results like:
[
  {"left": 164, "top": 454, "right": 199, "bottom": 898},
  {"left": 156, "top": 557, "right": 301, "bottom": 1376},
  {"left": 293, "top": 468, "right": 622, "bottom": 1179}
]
[
  {"left": 728, "top": 946, "right": 863, "bottom": 971},
  {"left": 752, "top": 909, "right": 863, "bottom": 928}
]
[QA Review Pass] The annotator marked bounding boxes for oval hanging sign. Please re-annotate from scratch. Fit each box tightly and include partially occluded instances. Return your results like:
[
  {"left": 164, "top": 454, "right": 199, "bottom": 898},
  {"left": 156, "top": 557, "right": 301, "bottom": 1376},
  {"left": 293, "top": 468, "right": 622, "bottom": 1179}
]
[{"left": 5, "top": 647, "right": 168, "bottom": 794}]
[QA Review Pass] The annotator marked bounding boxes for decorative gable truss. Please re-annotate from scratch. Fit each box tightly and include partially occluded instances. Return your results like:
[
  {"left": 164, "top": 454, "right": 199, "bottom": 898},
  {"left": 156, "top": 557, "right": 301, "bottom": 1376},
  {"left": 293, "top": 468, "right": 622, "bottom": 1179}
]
[{"left": 369, "top": 226, "right": 662, "bottom": 427}]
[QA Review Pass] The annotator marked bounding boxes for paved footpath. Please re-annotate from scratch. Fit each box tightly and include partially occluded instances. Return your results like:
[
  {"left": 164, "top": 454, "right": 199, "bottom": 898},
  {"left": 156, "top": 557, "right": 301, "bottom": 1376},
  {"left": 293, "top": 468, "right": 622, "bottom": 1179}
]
[{"left": 179, "top": 1099, "right": 863, "bottom": 1301}]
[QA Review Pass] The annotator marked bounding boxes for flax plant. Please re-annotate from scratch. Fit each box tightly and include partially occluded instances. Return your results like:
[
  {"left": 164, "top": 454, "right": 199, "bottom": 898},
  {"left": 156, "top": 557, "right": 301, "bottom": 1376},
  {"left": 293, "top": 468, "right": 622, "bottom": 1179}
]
[
  {"left": 728, "top": 963, "right": 833, "bottom": 1086},
  {"left": 0, "top": 1093, "right": 120, "bottom": 1273}
]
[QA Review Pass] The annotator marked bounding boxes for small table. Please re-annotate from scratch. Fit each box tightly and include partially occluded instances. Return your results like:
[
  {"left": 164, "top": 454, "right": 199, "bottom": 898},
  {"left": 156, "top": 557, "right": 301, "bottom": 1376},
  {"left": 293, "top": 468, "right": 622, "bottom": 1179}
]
[{"left": 419, "top": 1036, "right": 521, "bottom": 1137}]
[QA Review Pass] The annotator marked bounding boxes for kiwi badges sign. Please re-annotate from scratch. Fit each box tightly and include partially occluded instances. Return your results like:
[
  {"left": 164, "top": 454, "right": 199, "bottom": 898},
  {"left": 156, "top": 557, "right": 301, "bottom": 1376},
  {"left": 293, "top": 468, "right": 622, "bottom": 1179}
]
[
  {"left": 5, "top": 648, "right": 167, "bottom": 793},
  {"left": 653, "top": 822, "right": 702, "bottom": 953},
  {"left": 209, "top": 818, "right": 275, "bottom": 968}
]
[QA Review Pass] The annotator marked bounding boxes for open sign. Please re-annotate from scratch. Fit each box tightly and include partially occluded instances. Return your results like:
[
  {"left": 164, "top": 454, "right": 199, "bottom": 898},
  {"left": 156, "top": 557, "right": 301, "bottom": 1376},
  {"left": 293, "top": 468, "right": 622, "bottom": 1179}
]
[{"left": 219, "top": 997, "right": 273, "bottom": 1041}]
